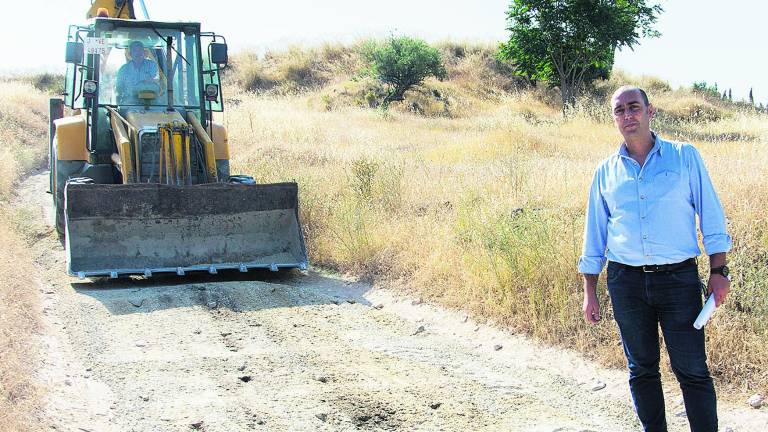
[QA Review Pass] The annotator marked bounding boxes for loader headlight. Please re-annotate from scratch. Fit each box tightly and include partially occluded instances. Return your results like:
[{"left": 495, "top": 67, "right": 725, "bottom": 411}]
[
  {"left": 82, "top": 80, "right": 98, "bottom": 98},
  {"left": 205, "top": 84, "right": 219, "bottom": 101}
]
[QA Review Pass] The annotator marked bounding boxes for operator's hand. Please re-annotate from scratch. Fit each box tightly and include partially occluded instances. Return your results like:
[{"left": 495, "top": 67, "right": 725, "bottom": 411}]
[
  {"left": 582, "top": 289, "right": 601, "bottom": 324},
  {"left": 708, "top": 274, "right": 730, "bottom": 307}
]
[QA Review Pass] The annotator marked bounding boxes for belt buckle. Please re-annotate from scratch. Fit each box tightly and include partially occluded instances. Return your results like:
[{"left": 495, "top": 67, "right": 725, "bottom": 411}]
[{"left": 642, "top": 265, "right": 655, "bottom": 273}]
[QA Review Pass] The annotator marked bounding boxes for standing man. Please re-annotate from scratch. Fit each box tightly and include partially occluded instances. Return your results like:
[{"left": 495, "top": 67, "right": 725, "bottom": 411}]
[{"left": 578, "top": 85, "right": 732, "bottom": 432}]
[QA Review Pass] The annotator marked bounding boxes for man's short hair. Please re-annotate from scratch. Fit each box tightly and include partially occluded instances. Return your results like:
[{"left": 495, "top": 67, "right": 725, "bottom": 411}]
[
  {"left": 612, "top": 85, "right": 650, "bottom": 106},
  {"left": 129, "top": 40, "right": 144, "bottom": 51}
]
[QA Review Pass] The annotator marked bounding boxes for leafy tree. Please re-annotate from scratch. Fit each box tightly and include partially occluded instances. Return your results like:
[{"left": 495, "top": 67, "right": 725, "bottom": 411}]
[
  {"left": 498, "top": 0, "right": 662, "bottom": 111},
  {"left": 363, "top": 36, "right": 447, "bottom": 107}
]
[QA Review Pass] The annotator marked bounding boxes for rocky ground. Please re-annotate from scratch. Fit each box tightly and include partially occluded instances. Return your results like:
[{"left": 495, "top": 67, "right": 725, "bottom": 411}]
[{"left": 16, "top": 173, "right": 768, "bottom": 431}]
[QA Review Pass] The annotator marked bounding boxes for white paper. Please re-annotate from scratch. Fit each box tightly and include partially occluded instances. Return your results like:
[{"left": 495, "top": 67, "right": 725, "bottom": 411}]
[{"left": 693, "top": 295, "right": 717, "bottom": 330}]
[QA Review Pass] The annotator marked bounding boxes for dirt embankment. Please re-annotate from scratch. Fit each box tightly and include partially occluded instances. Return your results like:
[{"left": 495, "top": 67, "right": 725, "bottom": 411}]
[{"left": 10, "top": 172, "right": 767, "bottom": 431}]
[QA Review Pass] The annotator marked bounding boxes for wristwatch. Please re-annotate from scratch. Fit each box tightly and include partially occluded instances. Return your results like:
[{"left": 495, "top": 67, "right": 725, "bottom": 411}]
[{"left": 710, "top": 265, "right": 731, "bottom": 281}]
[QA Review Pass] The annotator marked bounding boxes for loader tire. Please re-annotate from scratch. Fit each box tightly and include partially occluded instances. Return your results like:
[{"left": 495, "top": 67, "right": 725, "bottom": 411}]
[
  {"left": 52, "top": 144, "right": 65, "bottom": 237},
  {"left": 55, "top": 189, "right": 65, "bottom": 237}
]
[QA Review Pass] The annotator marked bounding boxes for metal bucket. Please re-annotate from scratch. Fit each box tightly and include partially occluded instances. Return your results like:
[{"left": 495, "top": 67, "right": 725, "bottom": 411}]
[{"left": 64, "top": 182, "right": 307, "bottom": 278}]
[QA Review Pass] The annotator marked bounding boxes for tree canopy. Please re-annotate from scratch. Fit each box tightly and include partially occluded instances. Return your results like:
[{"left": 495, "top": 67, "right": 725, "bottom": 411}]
[
  {"left": 363, "top": 36, "right": 447, "bottom": 106},
  {"left": 498, "top": 0, "right": 662, "bottom": 111}
]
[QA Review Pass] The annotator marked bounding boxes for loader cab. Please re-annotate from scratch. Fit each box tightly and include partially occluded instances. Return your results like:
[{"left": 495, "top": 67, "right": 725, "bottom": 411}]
[{"left": 63, "top": 18, "right": 227, "bottom": 163}]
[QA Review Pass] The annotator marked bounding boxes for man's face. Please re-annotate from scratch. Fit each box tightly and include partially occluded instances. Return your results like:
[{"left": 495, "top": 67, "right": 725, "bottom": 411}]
[
  {"left": 611, "top": 89, "right": 654, "bottom": 140},
  {"left": 130, "top": 44, "right": 145, "bottom": 62}
]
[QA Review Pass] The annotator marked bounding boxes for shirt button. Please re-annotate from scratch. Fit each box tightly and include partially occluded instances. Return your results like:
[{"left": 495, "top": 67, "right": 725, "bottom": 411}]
[
  {"left": 640, "top": 195, "right": 646, "bottom": 199},
  {"left": 643, "top": 234, "right": 648, "bottom": 239},
  {"left": 639, "top": 176, "right": 644, "bottom": 181}
]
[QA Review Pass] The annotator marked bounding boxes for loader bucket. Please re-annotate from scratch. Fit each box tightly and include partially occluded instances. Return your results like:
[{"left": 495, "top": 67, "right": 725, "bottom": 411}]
[{"left": 63, "top": 182, "right": 308, "bottom": 279}]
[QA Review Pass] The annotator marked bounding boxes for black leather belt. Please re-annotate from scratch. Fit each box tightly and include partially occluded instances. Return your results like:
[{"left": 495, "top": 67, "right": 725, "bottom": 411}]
[{"left": 612, "top": 258, "right": 697, "bottom": 273}]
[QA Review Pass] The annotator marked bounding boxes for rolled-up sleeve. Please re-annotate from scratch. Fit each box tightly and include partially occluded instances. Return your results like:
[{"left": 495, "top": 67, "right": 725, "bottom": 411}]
[
  {"left": 686, "top": 145, "right": 732, "bottom": 255},
  {"left": 578, "top": 168, "right": 609, "bottom": 274}
]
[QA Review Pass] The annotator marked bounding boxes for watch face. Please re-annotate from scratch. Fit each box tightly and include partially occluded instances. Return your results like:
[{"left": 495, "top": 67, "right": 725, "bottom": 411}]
[{"left": 712, "top": 265, "right": 730, "bottom": 279}]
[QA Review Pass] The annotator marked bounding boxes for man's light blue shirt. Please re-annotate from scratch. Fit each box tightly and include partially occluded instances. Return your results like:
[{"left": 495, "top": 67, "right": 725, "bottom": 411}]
[
  {"left": 116, "top": 59, "right": 158, "bottom": 104},
  {"left": 578, "top": 134, "right": 731, "bottom": 275}
]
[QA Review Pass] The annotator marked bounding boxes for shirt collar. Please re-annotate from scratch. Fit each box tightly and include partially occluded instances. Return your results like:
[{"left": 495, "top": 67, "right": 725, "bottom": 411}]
[{"left": 617, "top": 132, "right": 662, "bottom": 159}]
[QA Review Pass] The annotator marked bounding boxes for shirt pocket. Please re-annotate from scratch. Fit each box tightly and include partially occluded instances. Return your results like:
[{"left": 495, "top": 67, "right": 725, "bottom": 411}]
[{"left": 653, "top": 170, "right": 686, "bottom": 201}]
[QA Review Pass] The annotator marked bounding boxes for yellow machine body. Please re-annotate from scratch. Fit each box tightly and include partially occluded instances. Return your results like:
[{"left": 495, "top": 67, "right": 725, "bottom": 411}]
[
  {"left": 55, "top": 1, "right": 308, "bottom": 278},
  {"left": 53, "top": 114, "right": 89, "bottom": 161}
]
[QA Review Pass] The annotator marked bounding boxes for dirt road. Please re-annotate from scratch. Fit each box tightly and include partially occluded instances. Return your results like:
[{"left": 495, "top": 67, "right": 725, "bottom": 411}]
[{"left": 16, "top": 173, "right": 767, "bottom": 431}]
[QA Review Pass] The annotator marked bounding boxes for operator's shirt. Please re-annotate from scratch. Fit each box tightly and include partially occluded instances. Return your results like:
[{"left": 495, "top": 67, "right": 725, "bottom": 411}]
[
  {"left": 115, "top": 58, "right": 158, "bottom": 104},
  {"left": 577, "top": 133, "right": 731, "bottom": 275}
]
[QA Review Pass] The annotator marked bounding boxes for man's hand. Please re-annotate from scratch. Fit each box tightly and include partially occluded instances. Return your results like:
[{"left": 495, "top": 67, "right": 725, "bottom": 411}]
[
  {"left": 708, "top": 274, "right": 730, "bottom": 307},
  {"left": 582, "top": 274, "right": 600, "bottom": 324}
]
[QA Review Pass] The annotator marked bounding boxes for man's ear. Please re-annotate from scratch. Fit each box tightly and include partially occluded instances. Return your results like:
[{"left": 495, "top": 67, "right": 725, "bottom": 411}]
[{"left": 647, "top": 103, "right": 656, "bottom": 120}]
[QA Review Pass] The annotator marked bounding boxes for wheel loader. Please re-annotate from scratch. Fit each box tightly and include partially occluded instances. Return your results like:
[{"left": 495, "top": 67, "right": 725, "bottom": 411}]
[{"left": 49, "top": 0, "right": 307, "bottom": 279}]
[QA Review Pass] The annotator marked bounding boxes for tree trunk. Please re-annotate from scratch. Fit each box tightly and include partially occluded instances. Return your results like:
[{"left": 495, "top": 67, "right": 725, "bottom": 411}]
[
  {"left": 560, "top": 80, "right": 576, "bottom": 115},
  {"left": 382, "top": 85, "right": 409, "bottom": 108}
]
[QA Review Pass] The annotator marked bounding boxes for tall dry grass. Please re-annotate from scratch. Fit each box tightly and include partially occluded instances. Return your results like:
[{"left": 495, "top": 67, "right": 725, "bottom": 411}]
[
  {"left": 230, "top": 40, "right": 529, "bottom": 117},
  {"left": 0, "top": 80, "right": 50, "bottom": 201},
  {"left": 223, "top": 54, "right": 768, "bottom": 396},
  {"left": 0, "top": 223, "right": 44, "bottom": 432},
  {"left": 0, "top": 80, "right": 49, "bottom": 431}
]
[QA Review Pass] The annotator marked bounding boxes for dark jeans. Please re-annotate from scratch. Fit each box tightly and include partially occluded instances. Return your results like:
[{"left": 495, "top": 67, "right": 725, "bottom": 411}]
[{"left": 606, "top": 261, "right": 717, "bottom": 432}]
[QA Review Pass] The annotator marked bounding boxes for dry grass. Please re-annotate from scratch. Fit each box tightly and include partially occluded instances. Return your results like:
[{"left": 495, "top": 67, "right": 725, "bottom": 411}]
[
  {"left": 231, "top": 41, "right": 530, "bottom": 118},
  {"left": 229, "top": 43, "right": 365, "bottom": 94},
  {"left": 0, "top": 80, "right": 50, "bottom": 200},
  {"left": 0, "top": 80, "right": 49, "bottom": 431},
  {"left": 0, "top": 220, "right": 44, "bottom": 432},
  {"left": 223, "top": 63, "right": 768, "bottom": 397}
]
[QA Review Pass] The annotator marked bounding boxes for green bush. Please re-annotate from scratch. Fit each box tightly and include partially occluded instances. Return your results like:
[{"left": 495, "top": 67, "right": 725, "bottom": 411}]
[
  {"left": 29, "top": 72, "right": 64, "bottom": 94},
  {"left": 692, "top": 81, "right": 721, "bottom": 99},
  {"left": 362, "top": 36, "right": 447, "bottom": 106}
]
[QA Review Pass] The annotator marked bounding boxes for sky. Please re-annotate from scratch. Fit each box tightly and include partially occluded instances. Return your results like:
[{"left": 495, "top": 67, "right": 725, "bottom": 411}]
[{"left": 2, "top": 0, "right": 766, "bottom": 103}]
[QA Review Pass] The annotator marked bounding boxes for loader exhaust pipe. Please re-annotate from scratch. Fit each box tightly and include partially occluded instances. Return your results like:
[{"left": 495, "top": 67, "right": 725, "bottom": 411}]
[{"left": 166, "top": 36, "right": 174, "bottom": 111}]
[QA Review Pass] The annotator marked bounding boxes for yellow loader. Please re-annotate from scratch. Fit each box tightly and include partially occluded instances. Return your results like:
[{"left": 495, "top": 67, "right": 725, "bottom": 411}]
[{"left": 50, "top": 1, "right": 307, "bottom": 278}]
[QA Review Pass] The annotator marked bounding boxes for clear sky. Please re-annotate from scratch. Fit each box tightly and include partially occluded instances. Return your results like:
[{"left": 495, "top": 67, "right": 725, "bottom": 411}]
[{"left": 3, "top": 0, "right": 765, "bottom": 103}]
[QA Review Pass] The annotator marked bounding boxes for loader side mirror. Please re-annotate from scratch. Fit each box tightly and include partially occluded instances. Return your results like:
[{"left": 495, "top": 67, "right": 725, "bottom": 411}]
[
  {"left": 210, "top": 43, "right": 228, "bottom": 66},
  {"left": 65, "top": 42, "right": 84, "bottom": 64}
]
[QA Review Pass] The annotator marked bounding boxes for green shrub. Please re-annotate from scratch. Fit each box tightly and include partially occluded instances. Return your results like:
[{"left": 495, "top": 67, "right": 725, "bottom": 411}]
[
  {"left": 29, "top": 72, "right": 64, "bottom": 94},
  {"left": 362, "top": 36, "right": 447, "bottom": 106},
  {"left": 692, "top": 81, "right": 721, "bottom": 99}
]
